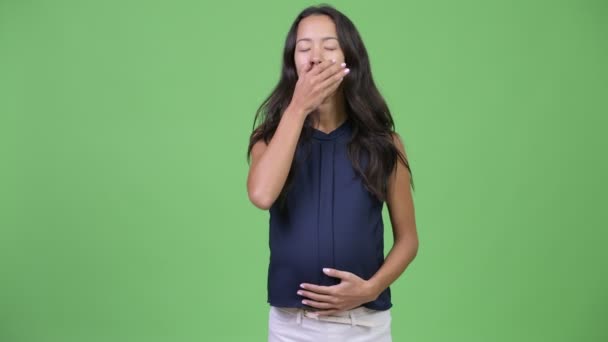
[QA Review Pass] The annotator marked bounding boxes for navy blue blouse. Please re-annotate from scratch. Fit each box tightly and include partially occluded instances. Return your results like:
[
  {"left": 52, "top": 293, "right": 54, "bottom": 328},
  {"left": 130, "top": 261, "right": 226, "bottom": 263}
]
[{"left": 266, "top": 118, "right": 392, "bottom": 311}]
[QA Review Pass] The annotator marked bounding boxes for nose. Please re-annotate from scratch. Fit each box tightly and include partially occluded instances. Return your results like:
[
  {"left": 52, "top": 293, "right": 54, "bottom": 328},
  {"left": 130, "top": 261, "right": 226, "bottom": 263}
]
[{"left": 311, "top": 48, "right": 323, "bottom": 65}]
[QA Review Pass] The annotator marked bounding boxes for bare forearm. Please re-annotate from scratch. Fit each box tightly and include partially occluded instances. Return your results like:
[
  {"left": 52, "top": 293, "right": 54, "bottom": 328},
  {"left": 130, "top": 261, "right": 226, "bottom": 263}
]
[
  {"left": 367, "top": 236, "right": 419, "bottom": 298},
  {"left": 249, "top": 105, "right": 306, "bottom": 208}
]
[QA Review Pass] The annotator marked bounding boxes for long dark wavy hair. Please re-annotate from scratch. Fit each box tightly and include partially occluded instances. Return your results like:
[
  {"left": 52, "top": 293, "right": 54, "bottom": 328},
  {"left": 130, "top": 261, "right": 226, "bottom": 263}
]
[{"left": 247, "top": 4, "right": 414, "bottom": 210}]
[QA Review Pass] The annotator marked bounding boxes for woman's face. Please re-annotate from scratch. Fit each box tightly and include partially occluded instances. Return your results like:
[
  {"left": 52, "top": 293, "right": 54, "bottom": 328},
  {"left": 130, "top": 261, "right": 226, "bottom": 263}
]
[{"left": 294, "top": 14, "right": 345, "bottom": 78}]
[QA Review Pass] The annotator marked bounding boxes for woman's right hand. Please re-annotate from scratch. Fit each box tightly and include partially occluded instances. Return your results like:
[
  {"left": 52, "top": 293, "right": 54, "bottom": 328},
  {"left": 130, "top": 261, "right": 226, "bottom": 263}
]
[{"left": 289, "top": 59, "right": 350, "bottom": 116}]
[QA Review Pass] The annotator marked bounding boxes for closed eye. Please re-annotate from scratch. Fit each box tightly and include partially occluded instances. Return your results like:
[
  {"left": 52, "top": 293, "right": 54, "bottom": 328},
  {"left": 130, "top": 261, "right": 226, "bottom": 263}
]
[{"left": 298, "top": 48, "right": 338, "bottom": 52}]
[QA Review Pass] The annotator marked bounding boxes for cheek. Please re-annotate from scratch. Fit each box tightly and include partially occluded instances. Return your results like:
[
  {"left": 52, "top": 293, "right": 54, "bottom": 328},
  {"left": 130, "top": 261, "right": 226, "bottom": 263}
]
[
  {"left": 333, "top": 51, "right": 345, "bottom": 62},
  {"left": 294, "top": 56, "right": 308, "bottom": 76}
]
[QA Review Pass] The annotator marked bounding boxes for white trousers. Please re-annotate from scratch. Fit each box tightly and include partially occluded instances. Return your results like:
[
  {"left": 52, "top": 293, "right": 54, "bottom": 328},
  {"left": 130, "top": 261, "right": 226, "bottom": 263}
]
[{"left": 268, "top": 305, "right": 392, "bottom": 342}]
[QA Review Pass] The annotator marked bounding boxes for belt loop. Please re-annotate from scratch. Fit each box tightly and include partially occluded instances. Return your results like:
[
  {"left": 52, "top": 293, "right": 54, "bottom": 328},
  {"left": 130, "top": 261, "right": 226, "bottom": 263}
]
[
  {"left": 349, "top": 310, "right": 356, "bottom": 327},
  {"left": 296, "top": 309, "right": 302, "bottom": 325}
]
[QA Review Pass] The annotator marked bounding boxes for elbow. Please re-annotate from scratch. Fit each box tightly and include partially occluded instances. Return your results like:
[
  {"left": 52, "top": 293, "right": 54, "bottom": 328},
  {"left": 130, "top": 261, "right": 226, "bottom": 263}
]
[
  {"left": 410, "top": 236, "right": 420, "bottom": 258},
  {"left": 412, "top": 240, "right": 420, "bottom": 258},
  {"left": 248, "top": 188, "right": 275, "bottom": 210}
]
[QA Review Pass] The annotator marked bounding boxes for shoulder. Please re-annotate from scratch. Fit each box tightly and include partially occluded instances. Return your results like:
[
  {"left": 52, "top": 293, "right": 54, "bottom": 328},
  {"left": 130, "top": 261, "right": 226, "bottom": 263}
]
[
  {"left": 390, "top": 132, "right": 408, "bottom": 158},
  {"left": 388, "top": 131, "right": 411, "bottom": 183},
  {"left": 386, "top": 132, "right": 413, "bottom": 203}
]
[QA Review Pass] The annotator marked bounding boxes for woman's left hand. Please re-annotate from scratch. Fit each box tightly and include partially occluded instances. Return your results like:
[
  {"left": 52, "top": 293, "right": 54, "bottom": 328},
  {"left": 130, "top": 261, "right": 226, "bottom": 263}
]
[{"left": 297, "top": 268, "right": 379, "bottom": 317}]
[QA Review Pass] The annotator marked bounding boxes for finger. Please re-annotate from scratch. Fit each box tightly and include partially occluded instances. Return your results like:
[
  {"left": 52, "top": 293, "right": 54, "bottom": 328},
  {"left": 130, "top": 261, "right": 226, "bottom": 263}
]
[
  {"left": 310, "top": 59, "right": 336, "bottom": 76},
  {"left": 297, "top": 62, "right": 313, "bottom": 78},
  {"left": 323, "top": 75, "right": 344, "bottom": 97},
  {"left": 317, "top": 80, "right": 341, "bottom": 104},
  {"left": 302, "top": 299, "right": 334, "bottom": 310},
  {"left": 317, "top": 61, "right": 346, "bottom": 83},
  {"left": 323, "top": 268, "right": 353, "bottom": 280},
  {"left": 318, "top": 68, "right": 348, "bottom": 95},
  {"left": 298, "top": 289, "right": 335, "bottom": 303},
  {"left": 302, "top": 61, "right": 314, "bottom": 73},
  {"left": 300, "top": 283, "right": 334, "bottom": 295}
]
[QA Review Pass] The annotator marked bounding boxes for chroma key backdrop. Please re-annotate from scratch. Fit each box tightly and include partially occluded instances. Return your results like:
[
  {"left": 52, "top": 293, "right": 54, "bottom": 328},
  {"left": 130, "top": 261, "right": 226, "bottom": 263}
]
[{"left": 0, "top": 0, "right": 606, "bottom": 341}]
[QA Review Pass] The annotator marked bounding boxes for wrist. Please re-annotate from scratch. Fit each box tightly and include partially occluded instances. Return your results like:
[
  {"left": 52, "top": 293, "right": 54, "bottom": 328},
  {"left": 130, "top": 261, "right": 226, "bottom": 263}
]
[
  {"left": 365, "top": 279, "right": 382, "bottom": 301},
  {"left": 286, "top": 103, "right": 308, "bottom": 118}
]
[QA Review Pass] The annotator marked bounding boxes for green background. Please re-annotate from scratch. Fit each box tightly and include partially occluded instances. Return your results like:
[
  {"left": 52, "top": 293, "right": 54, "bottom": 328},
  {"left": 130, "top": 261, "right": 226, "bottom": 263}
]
[{"left": 1, "top": 0, "right": 606, "bottom": 341}]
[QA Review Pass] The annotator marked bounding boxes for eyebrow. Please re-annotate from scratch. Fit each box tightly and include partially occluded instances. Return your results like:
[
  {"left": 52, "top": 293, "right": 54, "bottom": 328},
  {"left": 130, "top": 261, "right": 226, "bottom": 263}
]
[{"left": 296, "top": 37, "right": 338, "bottom": 44}]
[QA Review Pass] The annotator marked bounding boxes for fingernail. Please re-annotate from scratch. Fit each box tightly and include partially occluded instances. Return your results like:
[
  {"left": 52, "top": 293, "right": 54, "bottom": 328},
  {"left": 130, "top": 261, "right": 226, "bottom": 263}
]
[
  {"left": 340, "top": 62, "right": 346, "bottom": 67},
  {"left": 297, "top": 290, "right": 303, "bottom": 295},
  {"left": 344, "top": 68, "right": 350, "bottom": 73}
]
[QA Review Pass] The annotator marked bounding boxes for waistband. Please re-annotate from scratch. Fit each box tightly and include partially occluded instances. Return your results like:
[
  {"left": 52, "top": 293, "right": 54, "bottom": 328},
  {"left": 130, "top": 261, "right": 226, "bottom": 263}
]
[{"left": 272, "top": 305, "right": 386, "bottom": 328}]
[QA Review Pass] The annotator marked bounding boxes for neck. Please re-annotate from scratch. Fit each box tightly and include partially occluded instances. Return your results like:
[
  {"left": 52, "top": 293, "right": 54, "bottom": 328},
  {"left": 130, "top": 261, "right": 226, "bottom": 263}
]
[{"left": 311, "top": 90, "right": 348, "bottom": 133}]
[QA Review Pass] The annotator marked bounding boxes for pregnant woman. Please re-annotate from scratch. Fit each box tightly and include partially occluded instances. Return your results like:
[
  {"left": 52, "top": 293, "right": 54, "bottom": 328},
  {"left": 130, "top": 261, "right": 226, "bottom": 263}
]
[{"left": 246, "top": 5, "right": 419, "bottom": 342}]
